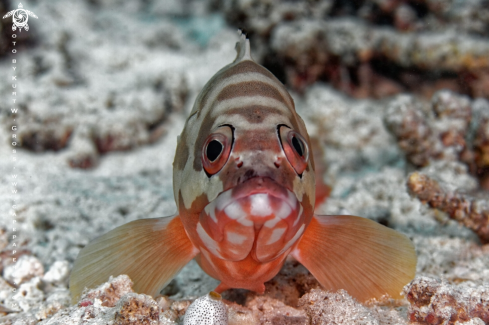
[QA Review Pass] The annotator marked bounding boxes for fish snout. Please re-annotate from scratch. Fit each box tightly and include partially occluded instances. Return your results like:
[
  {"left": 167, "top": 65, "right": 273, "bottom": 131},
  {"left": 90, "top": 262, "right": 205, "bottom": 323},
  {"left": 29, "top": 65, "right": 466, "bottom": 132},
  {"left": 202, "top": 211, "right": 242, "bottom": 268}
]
[
  {"left": 232, "top": 153, "right": 285, "bottom": 187},
  {"left": 235, "top": 168, "right": 273, "bottom": 186}
]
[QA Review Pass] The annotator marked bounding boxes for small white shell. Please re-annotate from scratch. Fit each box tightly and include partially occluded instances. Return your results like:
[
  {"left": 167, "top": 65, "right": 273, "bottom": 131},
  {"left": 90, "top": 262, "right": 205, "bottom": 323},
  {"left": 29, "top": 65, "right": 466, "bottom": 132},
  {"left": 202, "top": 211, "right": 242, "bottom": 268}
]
[{"left": 183, "top": 291, "right": 228, "bottom": 325}]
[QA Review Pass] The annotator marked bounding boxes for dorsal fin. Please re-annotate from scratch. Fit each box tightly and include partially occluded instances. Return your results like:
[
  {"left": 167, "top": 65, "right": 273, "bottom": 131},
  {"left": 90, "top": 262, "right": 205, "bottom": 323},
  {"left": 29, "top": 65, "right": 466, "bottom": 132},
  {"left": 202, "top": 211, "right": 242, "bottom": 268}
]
[{"left": 234, "top": 29, "right": 253, "bottom": 63}]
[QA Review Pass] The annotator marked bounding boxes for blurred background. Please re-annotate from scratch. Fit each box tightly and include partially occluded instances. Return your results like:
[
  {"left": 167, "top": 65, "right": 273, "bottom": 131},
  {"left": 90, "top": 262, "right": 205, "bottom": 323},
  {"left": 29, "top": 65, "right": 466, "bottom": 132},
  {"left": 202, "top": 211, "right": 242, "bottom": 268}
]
[{"left": 0, "top": 0, "right": 488, "bottom": 323}]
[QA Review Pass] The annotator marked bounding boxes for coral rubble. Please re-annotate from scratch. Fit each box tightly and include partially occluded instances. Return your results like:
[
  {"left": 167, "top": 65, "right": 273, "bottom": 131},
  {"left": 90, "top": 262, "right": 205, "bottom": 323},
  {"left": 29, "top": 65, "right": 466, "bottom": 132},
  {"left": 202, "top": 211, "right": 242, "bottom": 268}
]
[
  {"left": 217, "top": 0, "right": 489, "bottom": 98},
  {"left": 405, "top": 276, "right": 489, "bottom": 324},
  {"left": 299, "top": 289, "right": 381, "bottom": 325},
  {"left": 407, "top": 171, "right": 489, "bottom": 244},
  {"left": 385, "top": 90, "right": 489, "bottom": 189},
  {"left": 0, "top": 1, "right": 190, "bottom": 170},
  {"left": 1, "top": 0, "right": 489, "bottom": 324}
]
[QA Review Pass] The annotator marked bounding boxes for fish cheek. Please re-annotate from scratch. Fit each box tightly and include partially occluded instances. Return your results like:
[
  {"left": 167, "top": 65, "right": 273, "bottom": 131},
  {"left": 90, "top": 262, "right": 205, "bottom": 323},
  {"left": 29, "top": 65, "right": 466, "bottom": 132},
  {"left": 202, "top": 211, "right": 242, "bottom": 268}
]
[
  {"left": 216, "top": 159, "right": 240, "bottom": 190},
  {"left": 173, "top": 127, "right": 190, "bottom": 171},
  {"left": 178, "top": 190, "right": 209, "bottom": 244},
  {"left": 301, "top": 192, "right": 314, "bottom": 225},
  {"left": 178, "top": 190, "right": 208, "bottom": 217}
]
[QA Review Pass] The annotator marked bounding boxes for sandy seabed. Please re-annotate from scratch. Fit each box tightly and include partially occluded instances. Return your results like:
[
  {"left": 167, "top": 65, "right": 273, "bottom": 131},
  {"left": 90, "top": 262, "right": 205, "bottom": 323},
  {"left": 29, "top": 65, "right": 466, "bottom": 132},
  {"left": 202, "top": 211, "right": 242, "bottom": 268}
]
[{"left": 0, "top": 0, "right": 488, "bottom": 324}]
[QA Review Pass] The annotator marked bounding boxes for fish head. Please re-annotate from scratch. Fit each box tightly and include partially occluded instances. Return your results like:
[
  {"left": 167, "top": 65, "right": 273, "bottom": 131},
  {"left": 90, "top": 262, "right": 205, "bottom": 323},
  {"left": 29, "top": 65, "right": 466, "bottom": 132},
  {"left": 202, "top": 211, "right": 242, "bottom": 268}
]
[{"left": 173, "top": 35, "right": 315, "bottom": 264}]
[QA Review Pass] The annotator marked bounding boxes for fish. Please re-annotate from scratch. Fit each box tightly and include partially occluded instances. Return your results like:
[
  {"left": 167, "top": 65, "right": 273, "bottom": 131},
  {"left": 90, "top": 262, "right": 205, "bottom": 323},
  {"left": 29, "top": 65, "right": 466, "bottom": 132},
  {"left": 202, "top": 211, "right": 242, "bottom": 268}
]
[{"left": 69, "top": 31, "right": 417, "bottom": 303}]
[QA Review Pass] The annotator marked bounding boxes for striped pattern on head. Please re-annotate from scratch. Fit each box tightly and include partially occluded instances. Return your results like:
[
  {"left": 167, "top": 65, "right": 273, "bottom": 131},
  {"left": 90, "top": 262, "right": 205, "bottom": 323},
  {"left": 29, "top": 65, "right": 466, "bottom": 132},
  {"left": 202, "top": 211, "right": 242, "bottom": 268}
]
[{"left": 173, "top": 31, "right": 315, "bottom": 221}]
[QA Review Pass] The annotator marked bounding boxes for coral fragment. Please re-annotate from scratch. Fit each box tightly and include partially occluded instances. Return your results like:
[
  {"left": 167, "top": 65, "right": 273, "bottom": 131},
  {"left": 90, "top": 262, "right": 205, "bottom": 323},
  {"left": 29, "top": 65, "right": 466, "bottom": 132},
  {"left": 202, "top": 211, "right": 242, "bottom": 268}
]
[{"left": 407, "top": 172, "right": 489, "bottom": 243}]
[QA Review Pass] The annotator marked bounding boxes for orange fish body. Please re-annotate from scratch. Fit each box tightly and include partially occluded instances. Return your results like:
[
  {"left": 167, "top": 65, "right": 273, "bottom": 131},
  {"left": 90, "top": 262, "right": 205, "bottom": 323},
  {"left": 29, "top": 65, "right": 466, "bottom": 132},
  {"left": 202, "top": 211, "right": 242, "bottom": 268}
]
[{"left": 70, "top": 33, "right": 416, "bottom": 303}]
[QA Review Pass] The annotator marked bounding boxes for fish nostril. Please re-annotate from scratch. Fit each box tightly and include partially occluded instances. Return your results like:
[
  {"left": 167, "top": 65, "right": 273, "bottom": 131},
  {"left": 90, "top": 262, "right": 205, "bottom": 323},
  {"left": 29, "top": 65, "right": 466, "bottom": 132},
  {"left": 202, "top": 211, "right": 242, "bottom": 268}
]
[
  {"left": 274, "top": 157, "right": 281, "bottom": 168},
  {"left": 236, "top": 157, "right": 243, "bottom": 168}
]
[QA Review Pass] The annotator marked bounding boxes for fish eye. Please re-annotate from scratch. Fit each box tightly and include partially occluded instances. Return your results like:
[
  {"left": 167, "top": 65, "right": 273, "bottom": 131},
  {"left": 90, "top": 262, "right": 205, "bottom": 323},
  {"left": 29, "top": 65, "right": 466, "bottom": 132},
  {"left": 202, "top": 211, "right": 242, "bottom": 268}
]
[
  {"left": 202, "top": 125, "right": 233, "bottom": 177},
  {"left": 292, "top": 136, "right": 304, "bottom": 157},
  {"left": 206, "top": 140, "right": 223, "bottom": 162},
  {"left": 278, "top": 125, "right": 309, "bottom": 176}
]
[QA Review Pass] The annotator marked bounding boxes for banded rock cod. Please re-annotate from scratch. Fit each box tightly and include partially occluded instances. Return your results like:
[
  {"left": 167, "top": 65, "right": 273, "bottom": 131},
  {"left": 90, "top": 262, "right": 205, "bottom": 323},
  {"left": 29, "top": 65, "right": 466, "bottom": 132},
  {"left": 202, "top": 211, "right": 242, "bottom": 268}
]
[{"left": 69, "top": 32, "right": 417, "bottom": 303}]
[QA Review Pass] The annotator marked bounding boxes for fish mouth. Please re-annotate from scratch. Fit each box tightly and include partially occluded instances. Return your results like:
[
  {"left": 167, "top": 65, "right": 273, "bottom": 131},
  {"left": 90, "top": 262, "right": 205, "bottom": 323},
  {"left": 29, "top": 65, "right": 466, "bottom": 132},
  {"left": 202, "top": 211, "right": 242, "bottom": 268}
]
[
  {"left": 198, "top": 176, "right": 305, "bottom": 263},
  {"left": 214, "top": 177, "right": 298, "bottom": 212}
]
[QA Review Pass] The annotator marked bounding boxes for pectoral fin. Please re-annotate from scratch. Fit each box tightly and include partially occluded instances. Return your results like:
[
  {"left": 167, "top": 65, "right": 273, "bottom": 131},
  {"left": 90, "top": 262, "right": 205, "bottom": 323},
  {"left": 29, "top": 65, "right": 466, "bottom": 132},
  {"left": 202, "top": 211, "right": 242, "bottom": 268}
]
[
  {"left": 69, "top": 215, "right": 198, "bottom": 302},
  {"left": 291, "top": 215, "right": 416, "bottom": 302}
]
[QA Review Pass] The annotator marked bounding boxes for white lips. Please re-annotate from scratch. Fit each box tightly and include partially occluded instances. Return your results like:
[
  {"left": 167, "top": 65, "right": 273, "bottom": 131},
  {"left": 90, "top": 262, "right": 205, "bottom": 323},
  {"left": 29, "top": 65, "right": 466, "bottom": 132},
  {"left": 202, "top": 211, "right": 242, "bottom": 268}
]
[
  {"left": 202, "top": 183, "right": 300, "bottom": 230},
  {"left": 224, "top": 202, "right": 253, "bottom": 226},
  {"left": 250, "top": 193, "right": 272, "bottom": 216},
  {"left": 212, "top": 184, "right": 298, "bottom": 214}
]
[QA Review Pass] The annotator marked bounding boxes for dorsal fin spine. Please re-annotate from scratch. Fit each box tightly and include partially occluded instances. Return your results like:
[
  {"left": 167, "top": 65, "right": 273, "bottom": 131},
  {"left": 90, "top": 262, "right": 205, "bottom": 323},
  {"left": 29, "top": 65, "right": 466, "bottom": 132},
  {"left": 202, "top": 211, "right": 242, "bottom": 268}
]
[{"left": 234, "top": 29, "right": 253, "bottom": 63}]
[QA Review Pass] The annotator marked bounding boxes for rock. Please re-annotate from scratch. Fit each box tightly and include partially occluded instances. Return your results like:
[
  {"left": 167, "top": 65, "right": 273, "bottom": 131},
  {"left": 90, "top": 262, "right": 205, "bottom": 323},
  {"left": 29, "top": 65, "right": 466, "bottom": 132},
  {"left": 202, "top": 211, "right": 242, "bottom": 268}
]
[
  {"left": 3, "top": 255, "right": 44, "bottom": 285},
  {"left": 42, "top": 261, "right": 69, "bottom": 286},
  {"left": 299, "top": 288, "right": 379, "bottom": 325},
  {"left": 405, "top": 276, "right": 489, "bottom": 324},
  {"left": 80, "top": 274, "right": 134, "bottom": 308},
  {"left": 113, "top": 293, "right": 159, "bottom": 325},
  {"left": 219, "top": 1, "right": 489, "bottom": 97},
  {"left": 9, "top": 277, "right": 44, "bottom": 312},
  {"left": 34, "top": 288, "right": 71, "bottom": 321},
  {"left": 407, "top": 171, "right": 489, "bottom": 243},
  {"left": 247, "top": 296, "right": 308, "bottom": 324}
]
